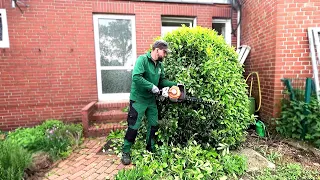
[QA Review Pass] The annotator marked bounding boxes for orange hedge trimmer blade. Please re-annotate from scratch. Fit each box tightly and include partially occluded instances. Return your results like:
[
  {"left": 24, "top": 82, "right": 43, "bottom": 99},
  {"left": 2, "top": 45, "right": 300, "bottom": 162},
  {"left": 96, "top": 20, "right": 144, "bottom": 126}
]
[{"left": 168, "top": 86, "right": 181, "bottom": 100}]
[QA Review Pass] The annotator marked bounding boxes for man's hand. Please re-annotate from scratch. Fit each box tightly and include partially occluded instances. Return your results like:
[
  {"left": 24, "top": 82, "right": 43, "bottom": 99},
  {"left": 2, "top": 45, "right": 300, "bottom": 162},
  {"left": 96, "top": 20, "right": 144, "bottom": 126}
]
[{"left": 151, "top": 85, "right": 160, "bottom": 94}]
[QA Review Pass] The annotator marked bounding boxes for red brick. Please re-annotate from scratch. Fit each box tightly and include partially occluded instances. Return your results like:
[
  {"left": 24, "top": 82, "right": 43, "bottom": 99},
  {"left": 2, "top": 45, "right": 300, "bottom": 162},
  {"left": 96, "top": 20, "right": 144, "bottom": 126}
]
[
  {"left": 105, "top": 164, "right": 118, "bottom": 174},
  {"left": 68, "top": 170, "right": 86, "bottom": 180},
  {"left": 1, "top": 0, "right": 235, "bottom": 131},
  {"left": 241, "top": 0, "right": 319, "bottom": 122}
]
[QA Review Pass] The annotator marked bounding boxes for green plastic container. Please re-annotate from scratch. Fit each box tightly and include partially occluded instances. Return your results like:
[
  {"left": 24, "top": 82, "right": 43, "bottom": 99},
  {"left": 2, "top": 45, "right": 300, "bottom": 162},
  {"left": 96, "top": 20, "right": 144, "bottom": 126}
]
[
  {"left": 255, "top": 120, "right": 266, "bottom": 137},
  {"left": 248, "top": 97, "right": 255, "bottom": 115}
]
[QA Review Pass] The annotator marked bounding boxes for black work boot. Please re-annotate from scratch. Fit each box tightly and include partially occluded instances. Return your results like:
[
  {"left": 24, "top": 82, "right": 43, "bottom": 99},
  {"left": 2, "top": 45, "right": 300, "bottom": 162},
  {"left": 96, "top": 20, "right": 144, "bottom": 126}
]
[{"left": 121, "top": 152, "right": 131, "bottom": 165}]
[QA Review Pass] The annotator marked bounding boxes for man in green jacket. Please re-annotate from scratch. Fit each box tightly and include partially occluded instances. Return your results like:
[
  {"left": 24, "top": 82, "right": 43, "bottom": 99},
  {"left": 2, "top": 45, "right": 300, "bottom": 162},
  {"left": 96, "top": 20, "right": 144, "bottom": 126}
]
[{"left": 121, "top": 40, "right": 177, "bottom": 165}]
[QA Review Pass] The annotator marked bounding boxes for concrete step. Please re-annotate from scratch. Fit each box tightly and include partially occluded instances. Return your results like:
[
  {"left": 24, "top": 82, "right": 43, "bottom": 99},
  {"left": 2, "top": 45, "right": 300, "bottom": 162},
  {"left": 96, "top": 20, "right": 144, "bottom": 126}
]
[{"left": 87, "top": 122, "right": 127, "bottom": 137}]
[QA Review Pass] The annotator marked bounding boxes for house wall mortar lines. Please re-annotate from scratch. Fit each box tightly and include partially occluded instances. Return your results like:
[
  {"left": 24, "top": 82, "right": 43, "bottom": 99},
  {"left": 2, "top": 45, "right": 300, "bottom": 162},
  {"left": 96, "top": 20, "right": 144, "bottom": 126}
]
[
  {"left": 0, "top": 0, "right": 236, "bottom": 130},
  {"left": 241, "top": 0, "right": 320, "bottom": 123}
]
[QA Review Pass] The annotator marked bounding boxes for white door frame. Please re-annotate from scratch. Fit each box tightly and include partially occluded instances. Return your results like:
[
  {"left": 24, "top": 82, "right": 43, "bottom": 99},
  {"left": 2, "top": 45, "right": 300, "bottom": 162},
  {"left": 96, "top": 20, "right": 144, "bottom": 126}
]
[{"left": 93, "top": 14, "right": 136, "bottom": 102}]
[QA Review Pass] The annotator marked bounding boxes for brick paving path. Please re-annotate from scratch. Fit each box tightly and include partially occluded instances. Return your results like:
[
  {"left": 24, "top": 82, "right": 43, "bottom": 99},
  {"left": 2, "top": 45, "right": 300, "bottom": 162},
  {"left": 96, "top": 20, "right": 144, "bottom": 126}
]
[{"left": 43, "top": 137, "right": 133, "bottom": 180}]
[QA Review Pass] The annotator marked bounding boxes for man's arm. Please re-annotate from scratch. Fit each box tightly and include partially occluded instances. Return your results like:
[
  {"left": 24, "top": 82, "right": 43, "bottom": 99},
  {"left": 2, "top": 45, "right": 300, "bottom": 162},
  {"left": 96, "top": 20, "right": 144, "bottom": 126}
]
[
  {"left": 132, "top": 56, "right": 154, "bottom": 90},
  {"left": 158, "top": 64, "right": 177, "bottom": 88}
]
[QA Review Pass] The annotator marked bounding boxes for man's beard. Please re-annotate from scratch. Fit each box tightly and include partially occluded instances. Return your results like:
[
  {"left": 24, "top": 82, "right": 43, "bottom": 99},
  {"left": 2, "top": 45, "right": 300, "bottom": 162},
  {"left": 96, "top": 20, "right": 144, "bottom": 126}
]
[{"left": 158, "top": 57, "right": 163, "bottom": 62}]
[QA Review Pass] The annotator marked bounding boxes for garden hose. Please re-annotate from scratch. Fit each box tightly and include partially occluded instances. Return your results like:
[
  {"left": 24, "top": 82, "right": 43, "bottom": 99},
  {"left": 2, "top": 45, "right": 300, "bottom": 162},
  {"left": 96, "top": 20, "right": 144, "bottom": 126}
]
[{"left": 245, "top": 72, "right": 261, "bottom": 112}]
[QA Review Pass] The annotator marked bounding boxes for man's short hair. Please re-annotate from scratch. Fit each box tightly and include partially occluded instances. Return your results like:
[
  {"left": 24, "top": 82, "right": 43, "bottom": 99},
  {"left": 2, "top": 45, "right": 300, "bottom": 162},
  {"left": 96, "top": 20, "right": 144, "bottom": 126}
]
[{"left": 152, "top": 40, "right": 172, "bottom": 53}]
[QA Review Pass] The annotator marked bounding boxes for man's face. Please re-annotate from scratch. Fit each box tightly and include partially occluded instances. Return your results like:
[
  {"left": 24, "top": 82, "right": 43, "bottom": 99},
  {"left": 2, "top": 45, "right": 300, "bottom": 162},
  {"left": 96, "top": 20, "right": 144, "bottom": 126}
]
[{"left": 157, "top": 49, "right": 167, "bottom": 61}]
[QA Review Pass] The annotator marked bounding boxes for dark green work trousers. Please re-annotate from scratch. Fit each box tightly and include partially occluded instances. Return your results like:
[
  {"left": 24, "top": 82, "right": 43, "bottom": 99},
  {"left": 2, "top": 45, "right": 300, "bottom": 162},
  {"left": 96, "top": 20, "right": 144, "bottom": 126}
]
[{"left": 122, "top": 100, "right": 159, "bottom": 153}]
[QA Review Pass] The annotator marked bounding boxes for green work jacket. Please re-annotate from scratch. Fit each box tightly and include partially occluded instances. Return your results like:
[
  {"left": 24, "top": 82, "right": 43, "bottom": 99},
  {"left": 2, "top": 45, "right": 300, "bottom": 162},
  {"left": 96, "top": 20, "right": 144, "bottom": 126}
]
[{"left": 130, "top": 52, "right": 177, "bottom": 103}]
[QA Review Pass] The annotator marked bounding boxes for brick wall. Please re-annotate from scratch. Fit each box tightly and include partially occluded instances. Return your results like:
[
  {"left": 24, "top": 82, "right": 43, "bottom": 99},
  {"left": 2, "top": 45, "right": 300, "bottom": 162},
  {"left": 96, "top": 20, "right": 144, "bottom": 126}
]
[
  {"left": 0, "top": 0, "right": 235, "bottom": 130},
  {"left": 241, "top": 0, "right": 320, "bottom": 123},
  {"left": 241, "top": 0, "right": 278, "bottom": 122},
  {"left": 273, "top": 0, "right": 320, "bottom": 118}
]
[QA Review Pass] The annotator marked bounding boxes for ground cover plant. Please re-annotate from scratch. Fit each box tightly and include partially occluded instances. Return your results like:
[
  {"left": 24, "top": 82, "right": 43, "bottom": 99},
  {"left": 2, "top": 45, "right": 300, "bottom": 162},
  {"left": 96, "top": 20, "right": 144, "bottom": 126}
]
[
  {"left": 276, "top": 93, "right": 320, "bottom": 148},
  {"left": 7, "top": 119, "right": 83, "bottom": 160},
  {"left": 0, "top": 140, "right": 32, "bottom": 180},
  {"left": 0, "top": 119, "right": 83, "bottom": 180},
  {"left": 113, "top": 133, "right": 247, "bottom": 180}
]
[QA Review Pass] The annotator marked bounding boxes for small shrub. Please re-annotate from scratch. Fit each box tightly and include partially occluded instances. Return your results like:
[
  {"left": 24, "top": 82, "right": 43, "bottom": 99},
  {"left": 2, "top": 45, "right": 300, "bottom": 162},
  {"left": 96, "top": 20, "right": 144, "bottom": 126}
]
[
  {"left": 7, "top": 120, "right": 83, "bottom": 160},
  {"left": 276, "top": 96, "right": 320, "bottom": 148},
  {"left": 0, "top": 140, "right": 32, "bottom": 180},
  {"left": 43, "top": 123, "right": 83, "bottom": 160},
  {"left": 39, "top": 119, "right": 65, "bottom": 131},
  {"left": 7, "top": 126, "right": 46, "bottom": 151}
]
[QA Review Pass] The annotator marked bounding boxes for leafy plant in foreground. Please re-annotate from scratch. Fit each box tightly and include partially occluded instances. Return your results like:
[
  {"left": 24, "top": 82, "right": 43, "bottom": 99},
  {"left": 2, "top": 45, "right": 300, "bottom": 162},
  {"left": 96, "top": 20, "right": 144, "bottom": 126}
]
[
  {"left": 276, "top": 96, "right": 320, "bottom": 148},
  {"left": 115, "top": 139, "right": 247, "bottom": 180},
  {"left": 6, "top": 120, "right": 83, "bottom": 160},
  {"left": 0, "top": 140, "right": 32, "bottom": 180}
]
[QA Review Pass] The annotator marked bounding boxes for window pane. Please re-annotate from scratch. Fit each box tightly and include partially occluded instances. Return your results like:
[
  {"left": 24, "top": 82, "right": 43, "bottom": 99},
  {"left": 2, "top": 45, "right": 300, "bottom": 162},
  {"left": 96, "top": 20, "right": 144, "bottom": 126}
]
[
  {"left": 101, "top": 70, "right": 132, "bottom": 94},
  {"left": 162, "top": 22, "right": 191, "bottom": 27},
  {"left": 212, "top": 23, "right": 225, "bottom": 36},
  {"left": 161, "top": 17, "right": 194, "bottom": 36},
  {"left": 98, "top": 18, "right": 133, "bottom": 67}
]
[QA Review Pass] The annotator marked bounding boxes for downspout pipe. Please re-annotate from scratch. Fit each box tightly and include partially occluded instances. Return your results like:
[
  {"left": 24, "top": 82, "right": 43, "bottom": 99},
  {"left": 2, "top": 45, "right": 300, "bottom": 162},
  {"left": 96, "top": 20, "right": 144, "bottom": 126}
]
[{"left": 230, "top": 0, "right": 242, "bottom": 48}]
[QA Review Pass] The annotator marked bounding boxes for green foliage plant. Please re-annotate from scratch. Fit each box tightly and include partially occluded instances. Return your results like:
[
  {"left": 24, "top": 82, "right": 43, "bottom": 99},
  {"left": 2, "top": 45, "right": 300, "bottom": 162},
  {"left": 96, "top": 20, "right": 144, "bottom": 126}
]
[
  {"left": 253, "top": 163, "right": 319, "bottom": 180},
  {"left": 115, "top": 140, "right": 247, "bottom": 180},
  {"left": 103, "top": 129, "right": 125, "bottom": 155},
  {"left": 43, "top": 123, "right": 83, "bottom": 160},
  {"left": 276, "top": 96, "right": 320, "bottom": 148},
  {"left": 156, "top": 26, "right": 254, "bottom": 148},
  {"left": 0, "top": 140, "right": 32, "bottom": 180},
  {"left": 7, "top": 120, "right": 83, "bottom": 160}
]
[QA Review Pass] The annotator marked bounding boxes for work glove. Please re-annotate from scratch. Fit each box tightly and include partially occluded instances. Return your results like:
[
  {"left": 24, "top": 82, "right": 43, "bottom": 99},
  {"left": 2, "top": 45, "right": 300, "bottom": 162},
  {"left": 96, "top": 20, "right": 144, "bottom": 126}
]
[{"left": 151, "top": 85, "right": 160, "bottom": 94}]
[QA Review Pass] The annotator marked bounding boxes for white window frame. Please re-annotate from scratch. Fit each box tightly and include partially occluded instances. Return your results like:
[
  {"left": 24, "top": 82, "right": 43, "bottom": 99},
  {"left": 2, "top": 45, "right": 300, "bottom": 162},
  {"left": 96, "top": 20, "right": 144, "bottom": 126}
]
[
  {"left": 93, "top": 14, "right": 137, "bottom": 101},
  {"left": 161, "top": 16, "right": 196, "bottom": 37},
  {"left": 212, "top": 19, "right": 231, "bottom": 46},
  {"left": 0, "top": 9, "right": 10, "bottom": 48}
]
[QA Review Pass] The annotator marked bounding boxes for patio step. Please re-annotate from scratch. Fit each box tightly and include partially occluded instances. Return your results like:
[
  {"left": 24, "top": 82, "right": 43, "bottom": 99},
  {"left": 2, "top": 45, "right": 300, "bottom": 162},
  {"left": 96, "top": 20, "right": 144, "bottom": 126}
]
[
  {"left": 82, "top": 101, "right": 129, "bottom": 138},
  {"left": 87, "top": 122, "right": 127, "bottom": 137},
  {"left": 95, "top": 101, "right": 129, "bottom": 111},
  {"left": 92, "top": 109, "right": 128, "bottom": 123}
]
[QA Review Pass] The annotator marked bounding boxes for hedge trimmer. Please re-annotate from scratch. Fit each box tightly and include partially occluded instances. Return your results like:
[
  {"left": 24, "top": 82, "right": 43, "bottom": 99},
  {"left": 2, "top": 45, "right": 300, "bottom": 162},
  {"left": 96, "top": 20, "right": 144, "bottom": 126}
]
[{"left": 157, "top": 84, "right": 218, "bottom": 105}]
